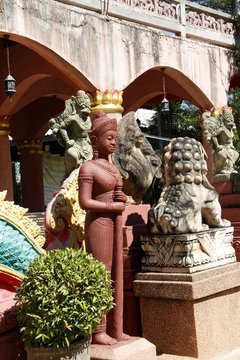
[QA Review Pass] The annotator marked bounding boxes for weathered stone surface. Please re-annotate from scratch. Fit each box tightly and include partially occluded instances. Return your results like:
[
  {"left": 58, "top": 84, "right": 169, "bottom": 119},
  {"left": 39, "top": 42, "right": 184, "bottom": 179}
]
[
  {"left": 141, "top": 227, "right": 235, "bottom": 273},
  {"left": 113, "top": 112, "right": 161, "bottom": 204},
  {"left": 0, "top": 0, "right": 234, "bottom": 112}
]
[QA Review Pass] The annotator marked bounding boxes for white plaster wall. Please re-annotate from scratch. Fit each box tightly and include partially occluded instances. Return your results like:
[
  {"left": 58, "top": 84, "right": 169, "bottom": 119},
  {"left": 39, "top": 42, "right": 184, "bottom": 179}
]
[{"left": 0, "top": 0, "right": 236, "bottom": 107}]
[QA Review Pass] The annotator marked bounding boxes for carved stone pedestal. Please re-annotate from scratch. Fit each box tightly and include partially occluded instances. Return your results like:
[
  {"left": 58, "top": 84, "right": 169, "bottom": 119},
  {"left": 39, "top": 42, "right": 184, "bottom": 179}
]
[
  {"left": 134, "top": 263, "right": 240, "bottom": 360},
  {"left": 90, "top": 337, "right": 156, "bottom": 360},
  {"left": 141, "top": 227, "right": 236, "bottom": 273},
  {"left": 122, "top": 204, "right": 150, "bottom": 336},
  {"left": 214, "top": 179, "right": 240, "bottom": 261}
]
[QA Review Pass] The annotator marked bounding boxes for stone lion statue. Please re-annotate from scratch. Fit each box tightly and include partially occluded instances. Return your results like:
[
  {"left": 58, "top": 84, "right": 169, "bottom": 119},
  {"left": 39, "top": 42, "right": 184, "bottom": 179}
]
[
  {"left": 113, "top": 111, "right": 161, "bottom": 204},
  {"left": 148, "top": 137, "right": 230, "bottom": 234}
]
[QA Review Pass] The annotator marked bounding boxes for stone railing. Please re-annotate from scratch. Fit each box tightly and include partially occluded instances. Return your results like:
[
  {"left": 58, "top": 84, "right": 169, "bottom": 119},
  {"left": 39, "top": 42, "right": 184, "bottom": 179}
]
[
  {"left": 110, "top": 0, "right": 235, "bottom": 38},
  {"left": 57, "top": 0, "right": 235, "bottom": 47},
  {"left": 184, "top": 2, "right": 234, "bottom": 35},
  {"left": 113, "top": 0, "right": 179, "bottom": 20}
]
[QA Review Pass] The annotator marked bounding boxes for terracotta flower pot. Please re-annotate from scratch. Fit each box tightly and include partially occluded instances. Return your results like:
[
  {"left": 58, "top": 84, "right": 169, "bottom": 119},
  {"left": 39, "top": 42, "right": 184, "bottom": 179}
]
[{"left": 26, "top": 336, "right": 90, "bottom": 360}]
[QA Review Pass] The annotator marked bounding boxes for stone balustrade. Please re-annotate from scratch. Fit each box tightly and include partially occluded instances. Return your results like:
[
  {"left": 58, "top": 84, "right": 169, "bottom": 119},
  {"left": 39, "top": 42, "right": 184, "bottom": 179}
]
[{"left": 57, "top": 0, "right": 235, "bottom": 47}]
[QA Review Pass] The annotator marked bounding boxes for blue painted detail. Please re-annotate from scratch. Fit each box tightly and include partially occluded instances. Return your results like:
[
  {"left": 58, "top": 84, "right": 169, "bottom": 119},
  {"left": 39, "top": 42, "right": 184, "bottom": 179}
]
[{"left": 0, "top": 218, "right": 41, "bottom": 275}]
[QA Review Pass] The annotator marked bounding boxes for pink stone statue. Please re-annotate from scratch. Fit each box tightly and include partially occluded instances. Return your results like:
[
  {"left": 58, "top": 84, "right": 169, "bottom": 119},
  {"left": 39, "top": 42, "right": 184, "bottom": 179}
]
[{"left": 78, "top": 111, "right": 128, "bottom": 345}]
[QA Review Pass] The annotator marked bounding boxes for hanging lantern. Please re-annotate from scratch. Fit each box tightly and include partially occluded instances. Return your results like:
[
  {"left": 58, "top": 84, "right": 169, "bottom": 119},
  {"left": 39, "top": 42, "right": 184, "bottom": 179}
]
[
  {"left": 4, "top": 35, "right": 16, "bottom": 101},
  {"left": 4, "top": 74, "right": 16, "bottom": 100},
  {"left": 161, "top": 97, "right": 169, "bottom": 114},
  {"left": 161, "top": 68, "right": 169, "bottom": 114}
]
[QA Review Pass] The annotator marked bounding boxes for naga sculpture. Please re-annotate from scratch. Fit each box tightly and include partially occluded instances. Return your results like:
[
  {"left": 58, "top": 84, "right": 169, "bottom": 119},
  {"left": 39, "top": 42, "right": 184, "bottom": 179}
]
[
  {"left": 78, "top": 111, "right": 128, "bottom": 345},
  {"left": 0, "top": 190, "right": 45, "bottom": 286},
  {"left": 49, "top": 90, "right": 93, "bottom": 177},
  {"left": 0, "top": 191, "right": 46, "bottom": 338},
  {"left": 44, "top": 168, "right": 86, "bottom": 250},
  {"left": 113, "top": 111, "right": 161, "bottom": 204},
  {"left": 202, "top": 107, "right": 239, "bottom": 181},
  {"left": 148, "top": 137, "right": 230, "bottom": 235}
]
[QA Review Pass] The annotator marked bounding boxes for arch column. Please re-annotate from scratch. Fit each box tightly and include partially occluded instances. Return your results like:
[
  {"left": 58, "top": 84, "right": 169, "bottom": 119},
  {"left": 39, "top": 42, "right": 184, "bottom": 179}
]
[
  {"left": 17, "top": 139, "right": 45, "bottom": 212},
  {"left": 0, "top": 116, "right": 13, "bottom": 200}
]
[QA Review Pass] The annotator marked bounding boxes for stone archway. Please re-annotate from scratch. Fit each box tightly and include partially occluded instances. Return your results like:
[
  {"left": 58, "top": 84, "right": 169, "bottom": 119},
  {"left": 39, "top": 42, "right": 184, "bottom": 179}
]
[
  {"left": 0, "top": 35, "right": 95, "bottom": 209},
  {"left": 122, "top": 66, "right": 214, "bottom": 113},
  {"left": 122, "top": 66, "right": 216, "bottom": 178}
]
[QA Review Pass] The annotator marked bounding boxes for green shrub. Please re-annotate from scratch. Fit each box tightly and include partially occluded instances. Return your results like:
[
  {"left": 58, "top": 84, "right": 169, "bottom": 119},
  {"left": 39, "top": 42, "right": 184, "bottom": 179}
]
[{"left": 15, "top": 248, "right": 114, "bottom": 349}]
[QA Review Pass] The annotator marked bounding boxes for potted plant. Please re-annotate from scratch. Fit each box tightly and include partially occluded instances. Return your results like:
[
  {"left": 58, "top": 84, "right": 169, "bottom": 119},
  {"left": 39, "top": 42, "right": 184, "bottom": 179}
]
[{"left": 15, "top": 248, "right": 114, "bottom": 360}]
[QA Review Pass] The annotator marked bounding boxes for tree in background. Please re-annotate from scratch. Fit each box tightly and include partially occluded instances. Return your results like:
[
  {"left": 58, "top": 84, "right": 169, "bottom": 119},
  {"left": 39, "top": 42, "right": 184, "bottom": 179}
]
[
  {"left": 143, "top": 100, "right": 202, "bottom": 154},
  {"left": 141, "top": 100, "right": 202, "bottom": 205},
  {"left": 228, "top": 87, "right": 240, "bottom": 170},
  {"left": 190, "top": 1, "right": 240, "bottom": 168},
  {"left": 229, "top": 87, "right": 240, "bottom": 137},
  {"left": 190, "top": 0, "right": 240, "bottom": 67},
  {"left": 190, "top": 0, "right": 235, "bottom": 14}
]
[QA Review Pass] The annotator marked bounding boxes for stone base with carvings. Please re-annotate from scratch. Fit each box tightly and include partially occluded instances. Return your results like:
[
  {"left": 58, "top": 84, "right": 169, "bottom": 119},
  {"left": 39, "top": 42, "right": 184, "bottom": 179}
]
[{"left": 141, "top": 227, "right": 236, "bottom": 273}]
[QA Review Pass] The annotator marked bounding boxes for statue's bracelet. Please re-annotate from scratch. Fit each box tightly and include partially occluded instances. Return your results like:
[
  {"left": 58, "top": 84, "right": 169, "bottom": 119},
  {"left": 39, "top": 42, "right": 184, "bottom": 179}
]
[{"left": 106, "top": 202, "right": 113, "bottom": 211}]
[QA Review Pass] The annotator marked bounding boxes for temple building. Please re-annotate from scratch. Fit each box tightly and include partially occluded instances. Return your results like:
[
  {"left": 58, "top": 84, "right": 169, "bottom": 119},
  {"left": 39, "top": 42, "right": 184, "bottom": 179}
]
[{"left": 0, "top": 0, "right": 239, "bottom": 212}]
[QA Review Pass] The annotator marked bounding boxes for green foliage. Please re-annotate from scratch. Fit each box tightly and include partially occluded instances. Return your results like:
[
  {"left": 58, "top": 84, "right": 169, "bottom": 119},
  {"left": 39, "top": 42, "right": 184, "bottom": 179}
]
[
  {"left": 142, "top": 177, "right": 163, "bottom": 206},
  {"left": 15, "top": 248, "right": 114, "bottom": 349},
  {"left": 229, "top": 87, "right": 240, "bottom": 116},
  {"left": 233, "top": 14, "right": 240, "bottom": 70},
  {"left": 229, "top": 87, "right": 240, "bottom": 108},
  {"left": 233, "top": 128, "right": 240, "bottom": 171},
  {"left": 144, "top": 100, "right": 202, "bottom": 153},
  {"left": 189, "top": 0, "right": 240, "bottom": 69},
  {"left": 190, "top": 0, "right": 235, "bottom": 14},
  {"left": 228, "top": 87, "right": 240, "bottom": 162}
]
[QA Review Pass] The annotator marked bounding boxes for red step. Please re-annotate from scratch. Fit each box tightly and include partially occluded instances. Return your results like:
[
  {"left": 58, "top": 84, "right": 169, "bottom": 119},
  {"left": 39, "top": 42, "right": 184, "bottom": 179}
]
[
  {"left": 219, "top": 194, "right": 240, "bottom": 208},
  {"left": 222, "top": 208, "right": 240, "bottom": 222}
]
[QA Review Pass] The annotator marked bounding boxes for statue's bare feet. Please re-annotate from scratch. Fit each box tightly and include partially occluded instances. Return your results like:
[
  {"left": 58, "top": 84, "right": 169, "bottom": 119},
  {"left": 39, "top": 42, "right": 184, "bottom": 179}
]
[
  {"left": 92, "top": 332, "right": 117, "bottom": 345},
  {"left": 221, "top": 219, "right": 231, "bottom": 227},
  {"left": 121, "top": 333, "right": 130, "bottom": 341}
]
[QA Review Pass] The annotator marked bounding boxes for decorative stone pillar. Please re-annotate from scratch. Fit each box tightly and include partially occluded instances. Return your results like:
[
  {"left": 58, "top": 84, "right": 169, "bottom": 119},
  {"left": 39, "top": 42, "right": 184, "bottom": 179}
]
[
  {"left": 88, "top": 90, "right": 124, "bottom": 122},
  {"left": 17, "top": 139, "right": 45, "bottom": 212},
  {"left": 0, "top": 116, "right": 13, "bottom": 200},
  {"left": 134, "top": 263, "right": 240, "bottom": 360},
  {"left": 200, "top": 109, "right": 215, "bottom": 182}
]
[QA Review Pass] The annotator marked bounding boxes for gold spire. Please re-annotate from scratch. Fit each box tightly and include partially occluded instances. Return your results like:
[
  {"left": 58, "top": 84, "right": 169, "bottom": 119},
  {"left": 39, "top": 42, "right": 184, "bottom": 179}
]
[
  {"left": 0, "top": 115, "right": 11, "bottom": 136},
  {"left": 17, "top": 139, "right": 42, "bottom": 155},
  {"left": 88, "top": 90, "right": 124, "bottom": 115}
]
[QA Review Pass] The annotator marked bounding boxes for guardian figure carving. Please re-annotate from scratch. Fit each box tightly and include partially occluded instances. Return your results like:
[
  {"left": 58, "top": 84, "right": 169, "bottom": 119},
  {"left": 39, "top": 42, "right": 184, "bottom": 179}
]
[
  {"left": 202, "top": 108, "right": 239, "bottom": 181},
  {"left": 49, "top": 90, "right": 92, "bottom": 177}
]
